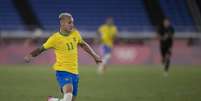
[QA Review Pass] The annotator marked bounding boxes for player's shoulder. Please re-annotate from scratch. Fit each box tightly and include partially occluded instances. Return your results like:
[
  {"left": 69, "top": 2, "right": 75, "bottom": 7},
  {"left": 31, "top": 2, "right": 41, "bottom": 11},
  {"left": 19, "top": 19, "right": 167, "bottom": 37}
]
[
  {"left": 98, "top": 24, "right": 106, "bottom": 30},
  {"left": 72, "top": 28, "right": 80, "bottom": 33},
  {"left": 47, "top": 32, "right": 60, "bottom": 39},
  {"left": 72, "top": 28, "right": 81, "bottom": 36}
]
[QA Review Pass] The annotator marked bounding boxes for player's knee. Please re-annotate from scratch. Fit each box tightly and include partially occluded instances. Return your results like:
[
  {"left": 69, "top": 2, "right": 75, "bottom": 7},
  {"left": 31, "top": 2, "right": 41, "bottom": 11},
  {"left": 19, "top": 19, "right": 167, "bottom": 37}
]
[{"left": 63, "top": 84, "right": 73, "bottom": 93}]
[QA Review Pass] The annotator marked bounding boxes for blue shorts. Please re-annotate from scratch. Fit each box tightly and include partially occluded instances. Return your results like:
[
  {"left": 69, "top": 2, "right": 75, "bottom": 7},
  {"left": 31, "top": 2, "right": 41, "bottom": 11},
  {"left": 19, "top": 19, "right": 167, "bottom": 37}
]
[
  {"left": 56, "top": 71, "right": 79, "bottom": 96},
  {"left": 102, "top": 45, "right": 112, "bottom": 55}
]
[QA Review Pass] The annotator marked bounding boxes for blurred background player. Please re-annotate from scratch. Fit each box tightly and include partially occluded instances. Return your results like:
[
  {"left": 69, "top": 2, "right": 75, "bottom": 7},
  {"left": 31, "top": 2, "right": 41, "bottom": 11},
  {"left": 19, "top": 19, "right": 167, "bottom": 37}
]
[
  {"left": 157, "top": 18, "right": 175, "bottom": 76},
  {"left": 24, "top": 12, "right": 102, "bottom": 101},
  {"left": 97, "top": 17, "right": 118, "bottom": 74}
]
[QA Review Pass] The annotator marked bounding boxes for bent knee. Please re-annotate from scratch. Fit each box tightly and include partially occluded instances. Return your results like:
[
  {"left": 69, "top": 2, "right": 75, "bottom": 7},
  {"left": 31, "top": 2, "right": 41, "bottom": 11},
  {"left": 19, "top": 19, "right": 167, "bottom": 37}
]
[{"left": 63, "top": 84, "right": 73, "bottom": 93}]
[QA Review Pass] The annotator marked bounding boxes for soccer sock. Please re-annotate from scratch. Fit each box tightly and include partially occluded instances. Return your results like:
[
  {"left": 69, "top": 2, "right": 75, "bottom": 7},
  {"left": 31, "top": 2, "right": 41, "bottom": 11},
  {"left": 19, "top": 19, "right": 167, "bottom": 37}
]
[
  {"left": 97, "top": 63, "right": 104, "bottom": 74},
  {"left": 48, "top": 97, "right": 60, "bottom": 101},
  {"left": 98, "top": 63, "right": 104, "bottom": 70},
  {"left": 165, "top": 58, "right": 170, "bottom": 72},
  {"left": 61, "top": 93, "right": 73, "bottom": 101}
]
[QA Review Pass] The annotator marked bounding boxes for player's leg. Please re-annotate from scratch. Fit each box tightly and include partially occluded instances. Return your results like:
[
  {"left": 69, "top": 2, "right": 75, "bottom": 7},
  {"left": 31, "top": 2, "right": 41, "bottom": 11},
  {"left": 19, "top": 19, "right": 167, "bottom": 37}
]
[
  {"left": 99, "top": 53, "right": 111, "bottom": 71},
  {"left": 62, "top": 72, "right": 79, "bottom": 101},
  {"left": 61, "top": 84, "right": 73, "bottom": 101},
  {"left": 98, "top": 45, "right": 106, "bottom": 74},
  {"left": 160, "top": 42, "right": 166, "bottom": 65},
  {"left": 71, "top": 74, "right": 79, "bottom": 101},
  {"left": 164, "top": 50, "right": 170, "bottom": 72},
  {"left": 162, "top": 47, "right": 169, "bottom": 77},
  {"left": 164, "top": 41, "right": 173, "bottom": 72},
  {"left": 98, "top": 45, "right": 111, "bottom": 74},
  {"left": 48, "top": 71, "right": 75, "bottom": 101}
]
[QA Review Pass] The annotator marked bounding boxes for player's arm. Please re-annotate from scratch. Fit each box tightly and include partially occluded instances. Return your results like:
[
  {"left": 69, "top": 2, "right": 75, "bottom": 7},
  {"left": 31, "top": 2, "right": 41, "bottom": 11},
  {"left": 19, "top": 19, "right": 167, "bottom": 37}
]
[
  {"left": 79, "top": 41, "right": 102, "bottom": 64},
  {"left": 24, "top": 33, "right": 55, "bottom": 63},
  {"left": 24, "top": 46, "right": 46, "bottom": 63}
]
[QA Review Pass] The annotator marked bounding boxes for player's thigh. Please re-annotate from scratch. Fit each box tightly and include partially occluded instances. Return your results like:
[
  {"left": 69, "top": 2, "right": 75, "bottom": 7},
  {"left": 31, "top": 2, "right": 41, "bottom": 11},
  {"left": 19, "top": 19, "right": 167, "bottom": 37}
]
[
  {"left": 56, "top": 71, "right": 74, "bottom": 93},
  {"left": 101, "top": 45, "right": 112, "bottom": 55},
  {"left": 72, "top": 75, "right": 80, "bottom": 96}
]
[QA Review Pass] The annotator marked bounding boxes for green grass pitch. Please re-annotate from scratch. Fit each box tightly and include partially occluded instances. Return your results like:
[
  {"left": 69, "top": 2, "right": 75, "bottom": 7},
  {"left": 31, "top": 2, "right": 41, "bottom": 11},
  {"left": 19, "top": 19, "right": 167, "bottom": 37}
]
[{"left": 0, "top": 64, "right": 201, "bottom": 101}]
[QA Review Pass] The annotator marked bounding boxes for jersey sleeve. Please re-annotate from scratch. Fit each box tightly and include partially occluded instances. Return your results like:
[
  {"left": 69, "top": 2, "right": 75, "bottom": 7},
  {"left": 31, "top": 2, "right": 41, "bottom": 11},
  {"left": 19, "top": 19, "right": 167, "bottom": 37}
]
[
  {"left": 76, "top": 31, "right": 84, "bottom": 44},
  {"left": 43, "top": 34, "right": 56, "bottom": 49}
]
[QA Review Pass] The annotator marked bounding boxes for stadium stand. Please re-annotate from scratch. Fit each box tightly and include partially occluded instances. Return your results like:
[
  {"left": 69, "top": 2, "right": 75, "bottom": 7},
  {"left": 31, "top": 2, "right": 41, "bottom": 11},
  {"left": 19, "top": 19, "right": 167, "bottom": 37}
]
[
  {"left": 0, "top": 0, "right": 25, "bottom": 30},
  {"left": 0, "top": 0, "right": 199, "bottom": 38},
  {"left": 28, "top": 0, "right": 153, "bottom": 32},
  {"left": 159, "top": 0, "right": 197, "bottom": 32}
]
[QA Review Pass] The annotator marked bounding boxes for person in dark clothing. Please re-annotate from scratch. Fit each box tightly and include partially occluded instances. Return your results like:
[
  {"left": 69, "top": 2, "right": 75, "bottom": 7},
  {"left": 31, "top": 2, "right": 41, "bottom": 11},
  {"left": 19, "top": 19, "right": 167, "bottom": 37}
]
[{"left": 157, "top": 18, "right": 174, "bottom": 76}]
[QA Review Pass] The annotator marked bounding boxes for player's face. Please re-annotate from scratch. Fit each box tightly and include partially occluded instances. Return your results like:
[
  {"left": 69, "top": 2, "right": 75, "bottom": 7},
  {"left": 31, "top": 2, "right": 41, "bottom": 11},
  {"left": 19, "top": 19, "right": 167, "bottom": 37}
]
[
  {"left": 60, "top": 16, "right": 74, "bottom": 32},
  {"left": 164, "top": 19, "right": 170, "bottom": 27}
]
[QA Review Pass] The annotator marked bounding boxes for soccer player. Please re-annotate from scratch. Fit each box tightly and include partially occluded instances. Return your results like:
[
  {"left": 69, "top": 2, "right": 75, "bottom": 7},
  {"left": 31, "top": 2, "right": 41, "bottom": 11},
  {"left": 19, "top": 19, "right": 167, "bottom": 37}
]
[
  {"left": 97, "top": 17, "right": 118, "bottom": 74},
  {"left": 24, "top": 12, "right": 102, "bottom": 101},
  {"left": 157, "top": 18, "right": 175, "bottom": 76}
]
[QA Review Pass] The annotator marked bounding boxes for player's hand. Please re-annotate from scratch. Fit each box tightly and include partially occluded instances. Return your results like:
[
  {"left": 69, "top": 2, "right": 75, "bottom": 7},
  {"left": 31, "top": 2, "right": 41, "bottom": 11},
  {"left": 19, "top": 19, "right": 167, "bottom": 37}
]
[
  {"left": 94, "top": 55, "right": 102, "bottom": 64},
  {"left": 24, "top": 54, "right": 34, "bottom": 63}
]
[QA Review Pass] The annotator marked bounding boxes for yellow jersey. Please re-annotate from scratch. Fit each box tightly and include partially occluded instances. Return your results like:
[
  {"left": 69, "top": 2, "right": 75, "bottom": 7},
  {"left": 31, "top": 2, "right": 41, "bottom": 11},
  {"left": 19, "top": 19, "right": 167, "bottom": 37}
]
[
  {"left": 98, "top": 24, "right": 118, "bottom": 47},
  {"left": 43, "top": 29, "right": 83, "bottom": 74}
]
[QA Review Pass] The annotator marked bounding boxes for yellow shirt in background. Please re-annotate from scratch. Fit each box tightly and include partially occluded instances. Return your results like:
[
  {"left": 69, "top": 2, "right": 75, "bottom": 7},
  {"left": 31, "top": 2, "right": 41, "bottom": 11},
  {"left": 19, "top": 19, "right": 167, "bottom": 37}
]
[{"left": 98, "top": 24, "right": 118, "bottom": 47}]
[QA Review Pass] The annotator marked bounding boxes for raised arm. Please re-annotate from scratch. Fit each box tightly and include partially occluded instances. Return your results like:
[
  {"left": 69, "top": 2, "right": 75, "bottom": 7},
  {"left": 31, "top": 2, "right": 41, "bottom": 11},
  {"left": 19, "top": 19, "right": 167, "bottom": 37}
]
[
  {"left": 79, "top": 41, "right": 102, "bottom": 64},
  {"left": 24, "top": 46, "right": 46, "bottom": 63}
]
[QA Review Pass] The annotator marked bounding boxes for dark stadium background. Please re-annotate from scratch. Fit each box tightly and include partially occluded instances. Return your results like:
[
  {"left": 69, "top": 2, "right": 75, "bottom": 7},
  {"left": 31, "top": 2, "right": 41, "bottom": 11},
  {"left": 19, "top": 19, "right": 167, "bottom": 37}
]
[{"left": 0, "top": 0, "right": 201, "bottom": 101}]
